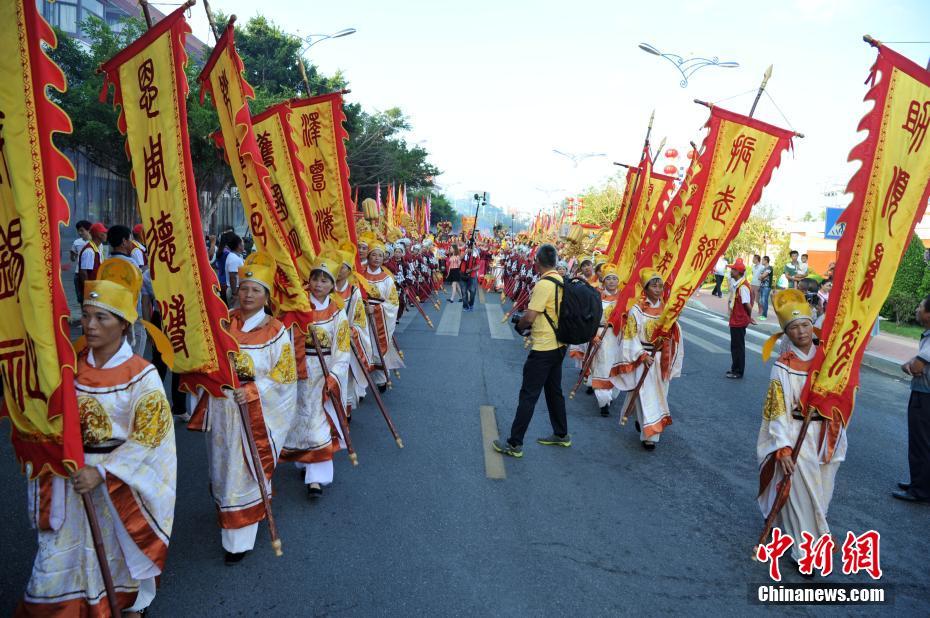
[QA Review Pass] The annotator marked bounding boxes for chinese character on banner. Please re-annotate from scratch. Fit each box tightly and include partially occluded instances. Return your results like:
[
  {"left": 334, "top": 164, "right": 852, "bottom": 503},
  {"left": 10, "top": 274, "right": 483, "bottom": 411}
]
[
  {"left": 301, "top": 111, "right": 322, "bottom": 147},
  {"left": 902, "top": 99, "right": 929, "bottom": 154},
  {"left": 880, "top": 165, "right": 910, "bottom": 235},
  {"left": 841, "top": 530, "right": 882, "bottom": 579},
  {"left": 756, "top": 527, "right": 794, "bottom": 582},
  {"left": 711, "top": 185, "right": 736, "bottom": 224},
  {"left": 163, "top": 293, "right": 189, "bottom": 356},
  {"left": 256, "top": 130, "right": 276, "bottom": 170},
  {"left": 314, "top": 206, "right": 337, "bottom": 242},
  {"left": 137, "top": 58, "right": 159, "bottom": 118},
  {"left": 146, "top": 210, "right": 180, "bottom": 275},
  {"left": 725, "top": 134, "right": 756, "bottom": 175},
  {"left": 0, "top": 217, "right": 25, "bottom": 300},
  {"left": 143, "top": 133, "right": 167, "bottom": 201},
  {"left": 309, "top": 159, "right": 326, "bottom": 193}
]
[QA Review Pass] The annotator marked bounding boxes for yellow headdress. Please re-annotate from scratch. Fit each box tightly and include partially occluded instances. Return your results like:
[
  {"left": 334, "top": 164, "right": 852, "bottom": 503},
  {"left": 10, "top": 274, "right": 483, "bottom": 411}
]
[
  {"left": 639, "top": 269, "right": 663, "bottom": 288},
  {"left": 80, "top": 258, "right": 175, "bottom": 367},
  {"left": 601, "top": 264, "right": 620, "bottom": 280},
  {"left": 310, "top": 256, "right": 345, "bottom": 309},
  {"left": 358, "top": 232, "right": 377, "bottom": 249},
  {"left": 761, "top": 289, "right": 815, "bottom": 361},
  {"left": 239, "top": 251, "right": 276, "bottom": 293},
  {"left": 367, "top": 239, "right": 387, "bottom": 255}
]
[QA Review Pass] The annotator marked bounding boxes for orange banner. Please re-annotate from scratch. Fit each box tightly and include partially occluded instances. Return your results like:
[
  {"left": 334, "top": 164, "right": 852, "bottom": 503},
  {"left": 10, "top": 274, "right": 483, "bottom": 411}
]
[
  {"left": 99, "top": 5, "right": 238, "bottom": 396},
  {"left": 652, "top": 106, "right": 795, "bottom": 338},
  {"left": 287, "top": 93, "right": 358, "bottom": 253},
  {"left": 199, "top": 24, "right": 311, "bottom": 328},
  {"left": 0, "top": 0, "right": 83, "bottom": 478},
  {"left": 462, "top": 216, "right": 477, "bottom": 235},
  {"left": 252, "top": 102, "right": 322, "bottom": 282},
  {"left": 803, "top": 44, "right": 930, "bottom": 426}
]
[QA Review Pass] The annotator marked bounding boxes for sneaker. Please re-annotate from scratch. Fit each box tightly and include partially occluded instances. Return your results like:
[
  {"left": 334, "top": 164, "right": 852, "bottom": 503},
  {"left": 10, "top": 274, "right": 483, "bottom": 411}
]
[
  {"left": 757, "top": 315, "right": 767, "bottom": 321},
  {"left": 491, "top": 439, "right": 523, "bottom": 458},
  {"left": 600, "top": 405, "right": 610, "bottom": 417},
  {"left": 307, "top": 484, "right": 323, "bottom": 499},
  {"left": 537, "top": 433, "right": 571, "bottom": 447},
  {"left": 174, "top": 412, "right": 192, "bottom": 423}
]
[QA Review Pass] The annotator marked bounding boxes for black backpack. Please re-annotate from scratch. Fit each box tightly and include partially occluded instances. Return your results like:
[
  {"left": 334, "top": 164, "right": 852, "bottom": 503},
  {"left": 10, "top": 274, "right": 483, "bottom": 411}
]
[{"left": 542, "top": 276, "right": 602, "bottom": 345}]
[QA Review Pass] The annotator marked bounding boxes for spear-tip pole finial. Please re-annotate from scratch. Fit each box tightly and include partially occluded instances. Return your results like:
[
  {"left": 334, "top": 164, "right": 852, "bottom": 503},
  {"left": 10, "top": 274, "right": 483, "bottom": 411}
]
[{"left": 749, "top": 64, "right": 773, "bottom": 118}]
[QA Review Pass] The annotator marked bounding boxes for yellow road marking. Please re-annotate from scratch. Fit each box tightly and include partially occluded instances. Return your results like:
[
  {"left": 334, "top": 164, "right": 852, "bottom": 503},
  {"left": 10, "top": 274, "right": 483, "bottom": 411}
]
[{"left": 480, "top": 405, "right": 506, "bottom": 479}]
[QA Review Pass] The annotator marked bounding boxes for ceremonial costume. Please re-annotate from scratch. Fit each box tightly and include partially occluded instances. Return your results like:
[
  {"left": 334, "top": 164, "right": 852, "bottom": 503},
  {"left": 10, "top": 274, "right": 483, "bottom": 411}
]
[
  {"left": 362, "top": 246, "right": 405, "bottom": 386},
  {"left": 333, "top": 252, "right": 373, "bottom": 411},
  {"left": 189, "top": 256, "right": 297, "bottom": 555},
  {"left": 281, "top": 259, "right": 353, "bottom": 488},
  {"left": 20, "top": 262, "right": 176, "bottom": 615},
  {"left": 757, "top": 290, "right": 847, "bottom": 561},
  {"left": 588, "top": 278, "right": 623, "bottom": 410},
  {"left": 616, "top": 272, "right": 683, "bottom": 445}
]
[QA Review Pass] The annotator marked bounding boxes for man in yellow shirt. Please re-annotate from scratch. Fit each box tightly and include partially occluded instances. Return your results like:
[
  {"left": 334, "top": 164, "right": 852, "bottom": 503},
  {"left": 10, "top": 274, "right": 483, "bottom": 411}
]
[{"left": 493, "top": 244, "right": 571, "bottom": 458}]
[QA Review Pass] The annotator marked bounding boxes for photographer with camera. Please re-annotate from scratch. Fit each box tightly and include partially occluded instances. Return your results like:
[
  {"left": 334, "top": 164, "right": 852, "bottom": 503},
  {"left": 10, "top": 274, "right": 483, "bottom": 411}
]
[{"left": 492, "top": 244, "right": 571, "bottom": 458}]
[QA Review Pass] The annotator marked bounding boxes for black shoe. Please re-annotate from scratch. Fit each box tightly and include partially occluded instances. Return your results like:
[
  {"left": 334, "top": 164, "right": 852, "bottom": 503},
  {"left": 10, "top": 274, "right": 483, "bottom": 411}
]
[
  {"left": 635, "top": 421, "right": 641, "bottom": 432},
  {"left": 898, "top": 482, "right": 911, "bottom": 491},
  {"left": 308, "top": 484, "right": 323, "bottom": 499},
  {"left": 791, "top": 558, "right": 815, "bottom": 579},
  {"left": 586, "top": 386, "right": 594, "bottom": 395},
  {"left": 600, "top": 405, "right": 610, "bottom": 417},
  {"left": 641, "top": 441, "right": 656, "bottom": 451},
  {"left": 378, "top": 384, "right": 387, "bottom": 393},
  {"left": 725, "top": 371, "right": 743, "bottom": 379},
  {"left": 224, "top": 550, "right": 248, "bottom": 565},
  {"left": 892, "top": 489, "right": 928, "bottom": 503}
]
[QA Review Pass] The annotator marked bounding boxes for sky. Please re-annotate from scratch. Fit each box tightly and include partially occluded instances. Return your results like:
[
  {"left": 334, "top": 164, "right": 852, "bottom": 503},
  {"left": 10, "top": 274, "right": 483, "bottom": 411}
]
[{"left": 179, "top": 0, "right": 930, "bottom": 217}]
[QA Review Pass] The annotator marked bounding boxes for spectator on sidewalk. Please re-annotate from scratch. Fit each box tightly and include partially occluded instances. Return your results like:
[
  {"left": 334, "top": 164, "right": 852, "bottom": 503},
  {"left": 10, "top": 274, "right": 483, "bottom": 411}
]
[
  {"left": 492, "top": 244, "right": 570, "bottom": 457},
  {"left": 750, "top": 254, "right": 763, "bottom": 313},
  {"left": 78, "top": 222, "right": 108, "bottom": 301},
  {"left": 797, "top": 254, "right": 810, "bottom": 282},
  {"left": 758, "top": 256, "right": 773, "bottom": 320},
  {"left": 712, "top": 256, "right": 728, "bottom": 297},
  {"left": 784, "top": 250, "right": 800, "bottom": 288},
  {"left": 224, "top": 234, "right": 245, "bottom": 307},
  {"left": 895, "top": 295, "right": 930, "bottom": 504},
  {"left": 727, "top": 258, "right": 753, "bottom": 379},
  {"left": 69, "top": 220, "right": 91, "bottom": 304}
]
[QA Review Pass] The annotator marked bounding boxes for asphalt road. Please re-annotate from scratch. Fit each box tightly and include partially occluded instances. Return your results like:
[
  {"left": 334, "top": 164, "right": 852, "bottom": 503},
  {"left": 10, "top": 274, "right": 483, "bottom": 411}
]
[{"left": 1, "top": 291, "right": 928, "bottom": 616}]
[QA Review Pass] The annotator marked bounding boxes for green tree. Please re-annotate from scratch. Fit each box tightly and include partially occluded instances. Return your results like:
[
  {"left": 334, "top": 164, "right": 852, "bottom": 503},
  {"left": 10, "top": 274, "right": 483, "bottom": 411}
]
[
  {"left": 576, "top": 175, "right": 624, "bottom": 229},
  {"left": 727, "top": 204, "right": 785, "bottom": 262},
  {"left": 428, "top": 193, "right": 456, "bottom": 226},
  {"left": 881, "top": 234, "right": 926, "bottom": 323}
]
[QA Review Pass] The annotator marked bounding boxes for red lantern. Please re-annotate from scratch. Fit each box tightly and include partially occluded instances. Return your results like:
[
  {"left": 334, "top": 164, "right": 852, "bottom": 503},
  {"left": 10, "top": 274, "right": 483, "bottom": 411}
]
[
  {"left": 663, "top": 165, "right": 677, "bottom": 175},
  {"left": 665, "top": 148, "right": 679, "bottom": 159},
  {"left": 687, "top": 149, "right": 697, "bottom": 160}
]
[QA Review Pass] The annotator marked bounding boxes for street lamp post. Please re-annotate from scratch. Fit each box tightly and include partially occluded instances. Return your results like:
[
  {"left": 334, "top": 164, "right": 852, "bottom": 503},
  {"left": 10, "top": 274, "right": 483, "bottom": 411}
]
[
  {"left": 296, "top": 28, "right": 357, "bottom": 94},
  {"left": 638, "top": 42, "right": 738, "bottom": 88}
]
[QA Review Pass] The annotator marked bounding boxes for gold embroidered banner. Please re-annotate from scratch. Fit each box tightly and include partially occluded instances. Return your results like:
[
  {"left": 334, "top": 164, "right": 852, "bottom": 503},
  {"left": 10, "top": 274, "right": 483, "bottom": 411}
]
[
  {"left": 99, "top": 5, "right": 238, "bottom": 397},
  {"left": 0, "top": 0, "right": 83, "bottom": 477},
  {"left": 288, "top": 93, "right": 359, "bottom": 253},
  {"left": 253, "top": 102, "right": 321, "bottom": 283},
  {"left": 803, "top": 43, "right": 930, "bottom": 426},
  {"left": 199, "top": 23, "right": 311, "bottom": 327},
  {"left": 612, "top": 159, "right": 676, "bottom": 280},
  {"left": 653, "top": 106, "right": 795, "bottom": 339},
  {"left": 605, "top": 166, "right": 640, "bottom": 263}
]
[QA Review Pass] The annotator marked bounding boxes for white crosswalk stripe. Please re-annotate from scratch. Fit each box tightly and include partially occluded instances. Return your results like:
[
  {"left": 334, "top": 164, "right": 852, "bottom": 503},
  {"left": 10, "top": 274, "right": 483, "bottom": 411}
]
[
  {"left": 394, "top": 311, "right": 415, "bottom": 333},
  {"left": 483, "top": 302, "right": 514, "bottom": 340},
  {"left": 436, "top": 300, "right": 463, "bottom": 336},
  {"left": 679, "top": 316, "right": 764, "bottom": 355},
  {"left": 684, "top": 333, "right": 728, "bottom": 354}
]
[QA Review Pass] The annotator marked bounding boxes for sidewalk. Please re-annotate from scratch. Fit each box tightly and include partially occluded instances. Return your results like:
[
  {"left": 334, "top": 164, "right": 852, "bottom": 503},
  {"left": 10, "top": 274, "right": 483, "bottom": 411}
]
[{"left": 686, "top": 289, "right": 914, "bottom": 378}]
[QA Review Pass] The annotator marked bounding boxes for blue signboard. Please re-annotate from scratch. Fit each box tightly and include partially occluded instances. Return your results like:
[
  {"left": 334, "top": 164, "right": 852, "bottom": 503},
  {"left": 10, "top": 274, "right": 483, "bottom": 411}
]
[{"left": 824, "top": 207, "right": 845, "bottom": 240}]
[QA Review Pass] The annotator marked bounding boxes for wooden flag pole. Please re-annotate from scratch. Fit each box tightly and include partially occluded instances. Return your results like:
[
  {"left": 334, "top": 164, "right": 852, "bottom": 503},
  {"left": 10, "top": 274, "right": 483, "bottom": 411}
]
[
  {"left": 307, "top": 327, "right": 359, "bottom": 465},
  {"left": 80, "top": 492, "right": 121, "bottom": 616},
  {"left": 235, "top": 394, "right": 284, "bottom": 556},
  {"left": 692, "top": 99, "right": 805, "bottom": 138},
  {"left": 138, "top": 0, "right": 154, "bottom": 28},
  {"left": 748, "top": 64, "right": 773, "bottom": 118},
  {"left": 298, "top": 57, "right": 312, "bottom": 96},
  {"left": 351, "top": 343, "right": 404, "bottom": 448}
]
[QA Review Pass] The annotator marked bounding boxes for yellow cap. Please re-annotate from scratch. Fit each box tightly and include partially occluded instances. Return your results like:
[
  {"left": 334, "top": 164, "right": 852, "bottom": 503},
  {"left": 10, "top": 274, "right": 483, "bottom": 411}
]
[
  {"left": 239, "top": 252, "right": 276, "bottom": 293},
  {"left": 639, "top": 269, "right": 663, "bottom": 288},
  {"left": 358, "top": 232, "right": 377, "bottom": 248},
  {"left": 83, "top": 258, "right": 141, "bottom": 323},
  {"left": 310, "top": 256, "right": 340, "bottom": 283},
  {"left": 367, "top": 240, "right": 387, "bottom": 255},
  {"left": 772, "top": 289, "right": 813, "bottom": 331},
  {"left": 601, "top": 264, "right": 620, "bottom": 280}
]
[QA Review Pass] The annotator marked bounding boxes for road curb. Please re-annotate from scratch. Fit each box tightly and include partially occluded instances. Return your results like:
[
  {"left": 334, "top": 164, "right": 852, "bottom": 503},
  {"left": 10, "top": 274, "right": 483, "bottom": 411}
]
[{"left": 685, "top": 299, "right": 902, "bottom": 378}]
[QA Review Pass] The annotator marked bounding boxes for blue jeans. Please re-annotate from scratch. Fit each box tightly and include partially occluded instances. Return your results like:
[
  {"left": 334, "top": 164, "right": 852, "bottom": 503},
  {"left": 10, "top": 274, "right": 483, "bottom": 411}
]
[
  {"left": 759, "top": 285, "right": 771, "bottom": 317},
  {"left": 462, "top": 276, "right": 477, "bottom": 309}
]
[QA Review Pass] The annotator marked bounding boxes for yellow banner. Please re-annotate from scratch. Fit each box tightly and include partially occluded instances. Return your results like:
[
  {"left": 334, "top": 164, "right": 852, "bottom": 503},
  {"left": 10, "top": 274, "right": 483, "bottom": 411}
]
[
  {"left": 199, "top": 25, "right": 310, "bottom": 322},
  {"left": 653, "top": 107, "right": 794, "bottom": 336},
  {"left": 253, "top": 103, "right": 321, "bottom": 283},
  {"left": 605, "top": 167, "right": 639, "bottom": 262},
  {"left": 0, "top": 0, "right": 83, "bottom": 477},
  {"left": 100, "top": 7, "right": 238, "bottom": 391},
  {"left": 462, "top": 216, "right": 477, "bottom": 235},
  {"left": 289, "top": 94, "right": 357, "bottom": 253},
  {"left": 806, "top": 45, "right": 930, "bottom": 424},
  {"left": 613, "top": 167, "right": 673, "bottom": 279}
]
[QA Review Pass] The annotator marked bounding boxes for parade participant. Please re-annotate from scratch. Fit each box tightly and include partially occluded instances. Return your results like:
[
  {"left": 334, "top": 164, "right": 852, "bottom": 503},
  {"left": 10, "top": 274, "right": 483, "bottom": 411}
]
[
  {"left": 757, "top": 289, "right": 847, "bottom": 566},
  {"left": 578, "top": 258, "right": 598, "bottom": 288},
  {"left": 357, "top": 235, "right": 371, "bottom": 268},
  {"left": 78, "top": 221, "right": 107, "bottom": 296},
  {"left": 130, "top": 224, "right": 148, "bottom": 268},
  {"left": 894, "top": 294, "right": 930, "bottom": 503},
  {"left": 331, "top": 247, "right": 373, "bottom": 414},
  {"left": 589, "top": 265, "right": 622, "bottom": 417},
  {"left": 727, "top": 258, "right": 753, "bottom": 379},
  {"left": 189, "top": 253, "right": 297, "bottom": 564},
  {"left": 616, "top": 270, "right": 683, "bottom": 450},
  {"left": 361, "top": 240, "right": 405, "bottom": 390},
  {"left": 281, "top": 257, "right": 353, "bottom": 498},
  {"left": 20, "top": 259, "right": 176, "bottom": 616},
  {"left": 493, "top": 244, "right": 571, "bottom": 458}
]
